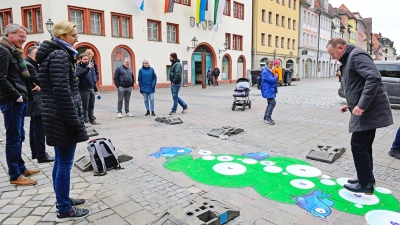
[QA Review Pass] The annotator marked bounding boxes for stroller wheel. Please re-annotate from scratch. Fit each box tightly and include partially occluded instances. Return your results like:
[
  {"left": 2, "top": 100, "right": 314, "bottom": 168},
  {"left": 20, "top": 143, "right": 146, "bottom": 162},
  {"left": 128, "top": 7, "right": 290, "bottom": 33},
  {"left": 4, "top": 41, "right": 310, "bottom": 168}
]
[
  {"left": 232, "top": 104, "right": 235, "bottom": 111},
  {"left": 248, "top": 101, "right": 251, "bottom": 109},
  {"left": 241, "top": 105, "right": 245, "bottom": 111}
]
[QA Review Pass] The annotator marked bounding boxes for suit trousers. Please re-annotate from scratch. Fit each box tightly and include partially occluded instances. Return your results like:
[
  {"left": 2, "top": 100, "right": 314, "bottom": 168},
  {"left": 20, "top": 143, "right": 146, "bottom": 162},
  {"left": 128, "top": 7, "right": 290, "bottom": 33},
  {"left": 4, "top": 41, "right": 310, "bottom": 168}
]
[{"left": 350, "top": 129, "right": 376, "bottom": 184}]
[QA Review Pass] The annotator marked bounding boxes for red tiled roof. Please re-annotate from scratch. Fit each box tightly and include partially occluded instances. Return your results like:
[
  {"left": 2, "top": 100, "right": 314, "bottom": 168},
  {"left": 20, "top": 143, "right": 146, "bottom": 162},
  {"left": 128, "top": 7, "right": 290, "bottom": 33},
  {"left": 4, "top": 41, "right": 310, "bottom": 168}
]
[
  {"left": 314, "top": 0, "right": 322, "bottom": 10},
  {"left": 338, "top": 4, "right": 354, "bottom": 18}
]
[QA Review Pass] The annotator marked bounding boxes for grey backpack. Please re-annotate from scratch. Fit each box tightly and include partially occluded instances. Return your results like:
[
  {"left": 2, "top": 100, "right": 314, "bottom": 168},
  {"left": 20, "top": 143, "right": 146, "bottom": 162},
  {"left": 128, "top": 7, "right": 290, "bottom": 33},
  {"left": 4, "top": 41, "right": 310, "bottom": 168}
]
[{"left": 87, "top": 138, "right": 121, "bottom": 176}]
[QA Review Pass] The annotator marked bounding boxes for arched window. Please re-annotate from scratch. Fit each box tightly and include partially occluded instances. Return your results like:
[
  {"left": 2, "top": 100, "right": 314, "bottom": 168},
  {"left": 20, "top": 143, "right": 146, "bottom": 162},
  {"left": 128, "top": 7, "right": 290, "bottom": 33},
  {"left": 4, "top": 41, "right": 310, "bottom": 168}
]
[
  {"left": 260, "top": 57, "right": 268, "bottom": 68},
  {"left": 286, "top": 60, "right": 294, "bottom": 69},
  {"left": 222, "top": 55, "right": 231, "bottom": 80},
  {"left": 111, "top": 45, "right": 135, "bottom": 84}
]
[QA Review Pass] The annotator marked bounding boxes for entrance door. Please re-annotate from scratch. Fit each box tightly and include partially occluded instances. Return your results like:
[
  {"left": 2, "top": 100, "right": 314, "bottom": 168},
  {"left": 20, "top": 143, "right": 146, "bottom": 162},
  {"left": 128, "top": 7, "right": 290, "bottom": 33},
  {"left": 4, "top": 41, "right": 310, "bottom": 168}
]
[
  {"left": 305, "top": 59, "right": 312, "bottom": 78},
  {"left": 237, "top": 57, "right": 244, "bottom": 79},
  {"left": 195, "top": 61, "right": 202, "bottom": 84}
]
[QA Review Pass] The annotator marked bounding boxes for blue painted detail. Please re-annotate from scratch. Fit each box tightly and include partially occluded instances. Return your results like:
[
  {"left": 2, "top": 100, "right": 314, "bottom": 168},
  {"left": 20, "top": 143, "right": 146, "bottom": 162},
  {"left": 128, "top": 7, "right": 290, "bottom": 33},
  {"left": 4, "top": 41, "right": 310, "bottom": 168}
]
[
  {"left": 219, "top": 212, "right": 228, "bottom": 224},
  {"left": 191, "top": 52, "right": 212, "bottom": 86},
  {"left": 149, "top": 147, "right": 192, "bottom": 158},
  {"left": 296, "top": 190, "right": 334, "bottom": 219},
  {"left": 242, "top": 152, "right": 269, "bottom": 160}
]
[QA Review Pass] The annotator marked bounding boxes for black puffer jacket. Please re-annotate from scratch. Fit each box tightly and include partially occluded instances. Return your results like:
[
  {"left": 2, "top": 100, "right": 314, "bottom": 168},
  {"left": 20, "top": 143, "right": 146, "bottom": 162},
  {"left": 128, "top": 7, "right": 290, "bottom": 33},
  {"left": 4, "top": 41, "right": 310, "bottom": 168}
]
[{"left": 35, "top": 40, "right": 88, "bottom": 146}]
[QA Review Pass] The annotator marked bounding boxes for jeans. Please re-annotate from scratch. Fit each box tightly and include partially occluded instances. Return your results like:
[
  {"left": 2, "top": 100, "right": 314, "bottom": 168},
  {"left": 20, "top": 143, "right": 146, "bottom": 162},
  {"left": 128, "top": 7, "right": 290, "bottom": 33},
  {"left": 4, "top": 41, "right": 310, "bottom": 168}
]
[
  {"left": 142, "top": 93, "right": 155, "bottom": 111},
  {"left": 171, "top": 84, "right": 187, "bottom": 112},
  {"left": 29, "top": 116, "right": 46, "bottom": 158},
  {"left": 52, "top": 144, "right": 76, "bottom": 214},
  {"left": 264, "top": 98, "right": 276, "bottom": 120},
  {"left": 117, "top": 87, "right": 132, "bottom": 113},
  {"left": 207, "top": 77, "right": 213, "bottom": 85},
  {"left": 213, "top": 76, "right": 219, "bottom": 86},
  {"left": 80, "top": 89, "right": 95, "bottom": 123},
  {"left": 0, "top": 101, "right": 27, "bottom": 180},
  {"left": 351, "top": 129, "right": 376, "bottom": 184},
  {"left": 392, "top": 127, "right": 400, "bottom": 150}
]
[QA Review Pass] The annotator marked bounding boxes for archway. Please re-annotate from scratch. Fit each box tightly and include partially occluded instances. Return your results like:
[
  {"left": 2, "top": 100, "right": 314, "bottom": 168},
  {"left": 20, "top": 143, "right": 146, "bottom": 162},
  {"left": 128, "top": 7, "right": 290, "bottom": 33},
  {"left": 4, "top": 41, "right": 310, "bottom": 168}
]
[
  {"left": 74, "top": 42, "right": 103, "bottom": 87},
  {"left": 260, "top": 57, "right": 268, "bottom": 69},
  {"left": 111, "top": 45, "right": 136, "bottom": 87},
  {"left": 23, "top": 41, "right": 38, "bottom": 57},
  {"left": 221, "top": 54, "right": 232, "bottom": 82},
  {"left": 286, "top": 60, "right": 294, "bottom": 69},
  {"left": 191, "top": 42, "right": 216, "bottom": 88},
  {"left": 305, "top": 58, "right": 312, "bottom": 78},
  {"left": 237, "top": 55, "right": 246, "bottom": 79}
]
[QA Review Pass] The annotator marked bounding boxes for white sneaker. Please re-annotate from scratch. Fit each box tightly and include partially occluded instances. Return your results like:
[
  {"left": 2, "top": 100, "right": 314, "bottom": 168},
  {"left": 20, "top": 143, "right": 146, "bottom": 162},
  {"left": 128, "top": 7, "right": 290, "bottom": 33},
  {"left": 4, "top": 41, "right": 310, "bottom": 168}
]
[
  {"left": 117, "top": 113, "right": 122, "bottom": 118},
  {"left": 127, "top": 112, "right": 134, "bottom": 117},
  {"left": 85, "top": 122, "right": 91, "bottom": 127},
  {"left": 182, "top": 106, "right": 189, "bottom": 113}
]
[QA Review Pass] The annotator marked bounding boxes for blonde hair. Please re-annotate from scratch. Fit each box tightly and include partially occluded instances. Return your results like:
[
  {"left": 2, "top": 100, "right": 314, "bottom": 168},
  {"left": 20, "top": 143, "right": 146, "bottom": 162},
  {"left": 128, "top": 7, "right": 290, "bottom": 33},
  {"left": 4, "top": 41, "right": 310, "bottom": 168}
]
[
  {"left": 85, "top": 49, "right": 94, "bottom": 55},
  {"left": 52, "top": 20, "right": 76, "bottom": 39}
]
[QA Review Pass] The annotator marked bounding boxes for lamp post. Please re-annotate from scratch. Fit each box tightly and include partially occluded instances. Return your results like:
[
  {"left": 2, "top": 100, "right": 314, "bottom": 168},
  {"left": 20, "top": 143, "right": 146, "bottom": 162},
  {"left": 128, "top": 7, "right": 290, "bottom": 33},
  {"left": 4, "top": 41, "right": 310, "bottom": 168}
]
[
  {"left": 187, "top": 37, "right": 198, "bottom": 51},
  {"left": 45, "top": 19, "right": 54, "bottom": 37},
  {"left": 219, "top": 41, "right": 228, "bottom": 54}
]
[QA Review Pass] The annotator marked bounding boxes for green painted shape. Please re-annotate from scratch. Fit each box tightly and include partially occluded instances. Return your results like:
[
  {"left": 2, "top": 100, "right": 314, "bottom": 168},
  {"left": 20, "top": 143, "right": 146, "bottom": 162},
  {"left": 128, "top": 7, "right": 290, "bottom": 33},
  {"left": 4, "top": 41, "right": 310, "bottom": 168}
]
[{"left": 162, "top": 153, "right": 400, "bottom": 217}]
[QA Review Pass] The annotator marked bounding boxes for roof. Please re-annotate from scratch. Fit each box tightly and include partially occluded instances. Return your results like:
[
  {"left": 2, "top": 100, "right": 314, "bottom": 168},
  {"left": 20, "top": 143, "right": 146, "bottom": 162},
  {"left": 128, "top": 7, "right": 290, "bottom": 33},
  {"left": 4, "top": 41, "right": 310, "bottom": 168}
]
[
  {"left": 314, "top": 0, "right": 322, "bottom": 10},
  {"left": 337, "top": 4, "right": 355, "bottom": 18}
]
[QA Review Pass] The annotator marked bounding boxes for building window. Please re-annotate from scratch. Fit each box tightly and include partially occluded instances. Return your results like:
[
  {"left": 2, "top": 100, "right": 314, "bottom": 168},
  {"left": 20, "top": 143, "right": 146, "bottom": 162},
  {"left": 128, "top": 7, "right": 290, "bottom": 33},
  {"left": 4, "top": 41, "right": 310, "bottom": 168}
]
[
  {"left": 275, "top": 36, "right": 279, "bottom": 48},
  {"left": 0, "top": 9, "right": 12, "bottom": 36},
  {"left": 288, "top": 18, "right": 291, "bottom": 29},
  {"left": 276, "top": 14, "right": 279, "bottom": 26},
  {"left": 224, "top": 0, "right": 231, "bottom": 16},
  {"left": 293, "top": 20, "right": 296, "bottom": 30},
  {"left": 167, "top": 23, "right": 179, "bottom": 43},
  {"left": 289, "top": 0, "right": 291, "bottom": 8},
  {"left": 282, "top": 0, "right": 285, "bottom": 5},
  {"left": 112, "top": 46, "right": 133, "bottom": 70},
  {"left": 276, "top": 0, "right": 280, "bottom": 3},
  {"left": 281, "top": 16, "right": 285, "bottom": 27},
  {"left": 233, "top": 2, "right": 243, "bottom": 19},
  {"left": 268, "top": 12, "right": 272, "bottom": 24},
  {"left": 21, "top": 5, "right": 43, "bottom": 33},
  {"left": 294, "top": 0, "right": 296, "bottom": 10},
  {"left": 287, "top": 38, "right": 290, "bottom": 49},
  {"left": 147, "top": 20, "right": 161, "bottom": 41},
  {"left": 261, "top": 33, "right": 265, "bottom": 46},
  {"left": 232, "top": 34, "right": 243, "bottom": 50},
  {"left": 233, "top": 2, "right": 237, "bottom": 18},
  {"left": 238, "top": 3, "right": 244, "bottom": 19},
  {"left": 174, "top": 0, "right": 190, "bottom": 5},
  {"left": 292, "top": 39, "right": 295, "bottom": 49},
  {"left": 302, "top": 33, "right": 305, "bottom": 45},
  {"left": 315, "top": 15, "right": 318, "bottom": 26},
  {"left": 225, "top": 33, "right": 231, "bottom": 49},
  {"left": 111, "top": 13, "right": 132, "bottom": 38},
  {"left": 261, "top": 9, "right": 266, "bottom": 22},
  {"left": 281, "top": 37, "right": 284, "bottom": 48},
  {"left": 307, "top": 12, "right": 310, "bottom": 24},
  {"left": 268, "top": 34, "right": 272, "bottom": 46},
  {"left": 68, "top": 6, "right": 105, "bottom": 35}
]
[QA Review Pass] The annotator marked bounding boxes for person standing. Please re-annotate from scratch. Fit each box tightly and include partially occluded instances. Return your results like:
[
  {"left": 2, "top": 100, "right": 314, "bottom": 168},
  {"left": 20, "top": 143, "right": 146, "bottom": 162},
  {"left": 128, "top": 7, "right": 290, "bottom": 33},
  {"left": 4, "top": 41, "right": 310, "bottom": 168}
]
[
  {"left": 138, "top": 59, "right": 157, "bottom": 116},
  {"left": 0, "top": 23, "right": 40, "bottom": 185},
  {"left": 261, "top": 59, "right": 278, "bottom": 125},
  {"left": 169, "top": 53, "right": 189, "bottom": 115},
  {"left": 207, "top": 67, "right": 213, "bottom": 86},
  {"left": 84, "top": 49, "right": 100, "bottom": 123},
  {"left": 389, "top": 128, "right": 400, "bottom": 160},
  {"left": 35, "top": 20, "right": 89, "bottom": 221},
  {"left": 327, "top": 38, "right": 393, "bottom": 194},
  {"left": 25, "top": 46, "right": 54, "bottom": 163},
  {"left": 114, "top": 58, "right": 134, "bottom": 118},
  {"left": 76, "top": 53, "right": 97, "bottom": 126},
  {"left": 212, "top": 67, "right": 220, "bottom": 86}
]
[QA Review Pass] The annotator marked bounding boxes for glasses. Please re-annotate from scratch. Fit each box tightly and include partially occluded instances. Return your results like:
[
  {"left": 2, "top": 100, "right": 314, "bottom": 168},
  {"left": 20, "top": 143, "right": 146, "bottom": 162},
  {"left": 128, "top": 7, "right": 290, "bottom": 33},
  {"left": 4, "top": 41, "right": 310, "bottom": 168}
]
[{"left": 71, "top": 34, "right": 79, "bottom": 39}]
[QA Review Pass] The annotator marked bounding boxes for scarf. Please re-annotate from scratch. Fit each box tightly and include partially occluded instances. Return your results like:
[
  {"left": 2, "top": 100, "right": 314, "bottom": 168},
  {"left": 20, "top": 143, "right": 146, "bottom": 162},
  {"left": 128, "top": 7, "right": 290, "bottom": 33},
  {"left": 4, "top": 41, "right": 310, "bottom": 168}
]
[
  {"left": 53, "top": 37, "right": 78, "bottom": 57},
  {"left": 0, "top": 37, "right": 30, "bottom": 79}
]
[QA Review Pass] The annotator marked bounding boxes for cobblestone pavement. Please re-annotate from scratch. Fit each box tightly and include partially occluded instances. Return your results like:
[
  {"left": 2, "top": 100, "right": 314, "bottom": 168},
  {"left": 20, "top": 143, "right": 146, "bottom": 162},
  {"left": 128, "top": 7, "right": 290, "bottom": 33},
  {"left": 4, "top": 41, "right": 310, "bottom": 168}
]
[{"left": 0, "top": 78, "right": 399, "bottom": 225}]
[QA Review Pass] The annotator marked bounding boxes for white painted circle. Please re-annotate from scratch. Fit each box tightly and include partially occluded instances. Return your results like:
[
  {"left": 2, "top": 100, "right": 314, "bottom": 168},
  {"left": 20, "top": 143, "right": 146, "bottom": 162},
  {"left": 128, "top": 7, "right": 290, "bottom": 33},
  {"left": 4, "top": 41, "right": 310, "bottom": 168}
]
[
  {"left": 202, "top": 156, "right": 215, "bottom": 160},
  {"left": 314, "top": 208, "right": 327, "bottom": 214},
  {"left": 286, "top": 165, "right": 322, "bottom": 177},
  {"left": 321, "top": 175, "right": 331, "bottom": 179},
  {"left": 213, "top": 162, "right": 246, "bottom": 176},
  {"left": 320, "top": 179, "right": 336, "bottom": 186},
  {"left": 282, "top": 172, "right": 289, "bottom": 175},
  {"left": 242, "top": 159, "right": 257, "bottom": 164},
  {"left": 336, "top": 178, "right": 352, "bottom": 186},
  {"left": 263, "top": 166, "right": 283, "bottom": 173},
  {"left": 355, "top": 204, "right": 363, "bottom": 208},
  {"left": 237, "top": 158, "right": 242, "bottom": 161},
  {"left": 217, "top": 156, "right": 234, "bottom": 161},
  {"left": 290, "top": 179, "right": 315, "bottom": 189},
  {"left": 338, "top": 189, "right": 379, "bottom": 205},
  {"left": 198, "top": 150, "right": 212, "bottom": 155},
  {"left": 177, "top": 149, "right": 185, "bottom": 153},
  {"left": 365, "top": 210, "right": 400, "bottom": 225},
  {"left": 260, "top": 161, "right": 275, "bottom": 166},
  {"left": 375, "top": 187, "right": 392, "bottom": 194}
]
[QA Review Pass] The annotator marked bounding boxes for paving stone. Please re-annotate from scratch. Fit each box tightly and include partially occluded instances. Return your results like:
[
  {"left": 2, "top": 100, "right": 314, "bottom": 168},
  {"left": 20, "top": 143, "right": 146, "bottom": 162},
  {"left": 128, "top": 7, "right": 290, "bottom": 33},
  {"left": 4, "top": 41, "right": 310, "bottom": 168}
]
[
  {"left": 41, "top": 198, "right": 56, "bottom": 206},
  {"left": 94, "top": 214, "right": 128, "bottom": 225},
  {"left": 32, "top": 193, "right": 51, "bottom": 201},
  {"left": 87, "top": 208, "right": 114, "bottom": 222},
  {"left": 19, "top": 216, "right": 42, "bottom": 225},
  {"left": 12, "top": 207, "right": 33, "bottom": 217},
  {"left": 0, "top": 199, "right": 12, "bottom": 208},
  {"left": 113, "top": 201, "right": 143, "bottom": 218},
  {"left": 0, "top": 213, "right": 10, "bottom": 223},
  {"left": 0, "top": 205, "right": 22, "bottom": 214},
  {"left": 21, "top": 189, "right": 38, "bottom": 196},
  {"left": 2, "top": 217, "right": 23, "bottom": 225},
  {"left": 125, "top": 210, "right": 157, "bottom": 225},
  {"left": 11, "top": 196, "right": 33, "bottom": 205},
  {"left": 87, "top": 184, "right": 102, "bottom": 191},
  {"left": 239, "top": 204, "right": 267, "bottom": 223},
  {"left": 24, "top": 201, "right": 43, "bottom": 208},
  {"left": 37, "top": 187, "right": 54, "bottom": 195},
  {"left": 74, "top": 182, "right": 90, "bottom": 189},
  {"left": 263, "top": 210, "right": 297, "bottom": 225},
  {"left": 1, "top": 191, "right": 21, "bottom": 199},
  {"left": 79, "top": 190, "right": 97, "bottom": 200},
  {"left": 32, "top": 206, "right": 51, "bottom": 216},
  {"left": 40, "top": 212, "right": 57, "bottom": 222}
]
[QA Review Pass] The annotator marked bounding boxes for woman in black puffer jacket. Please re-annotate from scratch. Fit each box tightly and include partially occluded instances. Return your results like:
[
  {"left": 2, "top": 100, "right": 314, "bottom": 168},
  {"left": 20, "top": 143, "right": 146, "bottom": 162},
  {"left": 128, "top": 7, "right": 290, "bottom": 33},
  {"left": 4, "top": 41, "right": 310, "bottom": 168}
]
[{"left": 35, "top": 20, "right": 89, "bottom": 222}]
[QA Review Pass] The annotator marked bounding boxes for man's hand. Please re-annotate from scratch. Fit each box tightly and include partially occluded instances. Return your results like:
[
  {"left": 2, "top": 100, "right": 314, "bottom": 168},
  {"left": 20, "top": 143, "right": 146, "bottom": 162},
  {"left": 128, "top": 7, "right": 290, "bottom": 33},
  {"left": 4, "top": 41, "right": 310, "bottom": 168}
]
[
  {"left": 340, "top": 104, "right": 348, "bottom": 113},
  {"left": 352, "top": 106, "right": 364, "bottom": 116},
  {"left": 32, "top": 83, "right": 40, "bottom": 92},
  {"left": 88, "top": 63, "right": 94, "bottom": 69}
]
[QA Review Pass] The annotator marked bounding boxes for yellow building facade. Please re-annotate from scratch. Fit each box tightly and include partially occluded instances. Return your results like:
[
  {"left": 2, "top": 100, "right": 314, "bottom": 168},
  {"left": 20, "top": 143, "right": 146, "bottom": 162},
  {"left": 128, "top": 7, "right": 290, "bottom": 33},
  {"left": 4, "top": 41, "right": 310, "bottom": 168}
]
[
  {"left": 252, "top": 0, "right": 300, "bottom": 78},
  {"left": 348, "top": 18, "right": 357, "bottom": 45}
]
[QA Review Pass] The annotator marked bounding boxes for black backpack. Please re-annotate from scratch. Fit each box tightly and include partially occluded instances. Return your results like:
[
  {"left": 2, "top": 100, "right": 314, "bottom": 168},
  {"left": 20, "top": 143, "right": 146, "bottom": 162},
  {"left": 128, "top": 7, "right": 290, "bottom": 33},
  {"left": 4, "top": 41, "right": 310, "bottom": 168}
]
[{"left": 87, "top": 138, "right": 121, "bottom": 176}]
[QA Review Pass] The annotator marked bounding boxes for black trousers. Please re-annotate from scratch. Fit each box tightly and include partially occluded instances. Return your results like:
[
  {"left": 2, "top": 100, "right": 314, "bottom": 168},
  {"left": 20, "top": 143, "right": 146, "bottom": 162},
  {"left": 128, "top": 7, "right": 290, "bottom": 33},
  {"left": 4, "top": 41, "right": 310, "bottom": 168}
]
[
  {"left": 29, "top": 116, "right": 46, "bottom": 158},
  {"left": 351, "top": 129, "right": 376, "bottom": 184}
]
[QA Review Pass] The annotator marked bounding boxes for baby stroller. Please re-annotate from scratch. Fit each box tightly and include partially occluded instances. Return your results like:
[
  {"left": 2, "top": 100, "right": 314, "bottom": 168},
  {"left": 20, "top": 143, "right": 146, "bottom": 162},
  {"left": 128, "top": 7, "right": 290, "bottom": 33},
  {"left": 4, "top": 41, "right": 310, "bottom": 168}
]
[{"left": 232, "top": 78, "right": 251, "bottom": 111}]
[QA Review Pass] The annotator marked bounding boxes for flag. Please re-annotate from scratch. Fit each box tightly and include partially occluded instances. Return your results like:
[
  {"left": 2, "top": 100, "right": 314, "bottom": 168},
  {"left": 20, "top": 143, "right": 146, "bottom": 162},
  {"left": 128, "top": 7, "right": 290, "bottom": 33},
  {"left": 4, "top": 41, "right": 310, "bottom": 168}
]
[
  {"left": 196, "top": 0, "right": 208, "bottom": 23},
  {"left": 164, "top": 0, "right": 175, "bottom": 14},
  {"left": 136, "top": 0, "right": 144, "bottom": 11},
  {"left": 214, "top": 0, "right": 225, "bottom": 25}
]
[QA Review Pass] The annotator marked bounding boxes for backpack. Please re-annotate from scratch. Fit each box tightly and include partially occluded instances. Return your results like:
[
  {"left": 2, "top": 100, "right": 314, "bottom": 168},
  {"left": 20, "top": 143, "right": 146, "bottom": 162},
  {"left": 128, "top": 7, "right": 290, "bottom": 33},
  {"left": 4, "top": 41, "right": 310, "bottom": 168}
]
[{"left": 87, "top": 138, "right": 122, "bottom": 176}]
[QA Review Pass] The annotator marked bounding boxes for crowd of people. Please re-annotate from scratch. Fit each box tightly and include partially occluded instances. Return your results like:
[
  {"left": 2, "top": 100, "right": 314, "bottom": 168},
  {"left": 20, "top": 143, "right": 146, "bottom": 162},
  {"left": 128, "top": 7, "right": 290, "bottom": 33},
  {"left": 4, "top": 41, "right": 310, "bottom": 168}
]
[{"left": 1, "top": 20, "right": 400, "bottom": 222}]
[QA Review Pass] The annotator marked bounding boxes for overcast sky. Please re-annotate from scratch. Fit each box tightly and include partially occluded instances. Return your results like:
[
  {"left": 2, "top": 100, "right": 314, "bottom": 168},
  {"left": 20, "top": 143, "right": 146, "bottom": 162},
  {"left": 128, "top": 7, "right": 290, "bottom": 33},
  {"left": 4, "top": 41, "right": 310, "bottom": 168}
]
[{"left": 329, "top": 0, "right": 400, "bottom": 54}]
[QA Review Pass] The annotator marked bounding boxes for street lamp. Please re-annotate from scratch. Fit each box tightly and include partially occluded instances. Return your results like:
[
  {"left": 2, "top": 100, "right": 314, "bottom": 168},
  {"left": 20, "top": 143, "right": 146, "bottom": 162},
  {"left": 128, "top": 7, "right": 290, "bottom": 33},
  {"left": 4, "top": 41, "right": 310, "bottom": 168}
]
[
  {"left": 289, "top": 51, "right": 293, "bottom": 58},
  {"left": 45, "top": 19, "right": 54, "bottom": 37},
  {"left": 219, "top": 41, "right": 228, "bottom": 54},
  {"left": 187, "top": 36, "right": 198, "bottom": 51}
]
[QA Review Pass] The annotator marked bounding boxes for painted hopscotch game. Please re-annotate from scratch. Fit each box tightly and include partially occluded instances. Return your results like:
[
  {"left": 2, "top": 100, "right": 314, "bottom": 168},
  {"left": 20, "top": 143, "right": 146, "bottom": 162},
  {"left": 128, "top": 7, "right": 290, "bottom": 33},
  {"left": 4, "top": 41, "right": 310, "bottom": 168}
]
[{"left": 149, "top": 148, "right": 400, "bottom": 224}]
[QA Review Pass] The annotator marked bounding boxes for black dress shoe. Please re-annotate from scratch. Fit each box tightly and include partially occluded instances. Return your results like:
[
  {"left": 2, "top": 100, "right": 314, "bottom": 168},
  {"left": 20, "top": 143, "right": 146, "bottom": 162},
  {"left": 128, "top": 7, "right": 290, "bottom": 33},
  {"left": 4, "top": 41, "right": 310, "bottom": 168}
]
[
  {"left": 347, "top": 178, "right": 376, "bottom": 186},
  {"left": 343, "top": 183, "right": 374, "bottom": 195},
  {"left": 37, "top": 155, "right": 55, "bottom": 163}
]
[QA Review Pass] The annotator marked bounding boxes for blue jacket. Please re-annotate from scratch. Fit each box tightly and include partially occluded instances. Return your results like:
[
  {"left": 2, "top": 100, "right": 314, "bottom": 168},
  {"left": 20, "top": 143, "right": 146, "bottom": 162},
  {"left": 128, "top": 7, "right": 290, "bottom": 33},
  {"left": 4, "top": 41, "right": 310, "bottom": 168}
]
[
  {"left": 138, "top": 66, "right": 157, "bottom": 94},
  {"left": 261, "top": 67, "right": 278, "bottom": 99}
]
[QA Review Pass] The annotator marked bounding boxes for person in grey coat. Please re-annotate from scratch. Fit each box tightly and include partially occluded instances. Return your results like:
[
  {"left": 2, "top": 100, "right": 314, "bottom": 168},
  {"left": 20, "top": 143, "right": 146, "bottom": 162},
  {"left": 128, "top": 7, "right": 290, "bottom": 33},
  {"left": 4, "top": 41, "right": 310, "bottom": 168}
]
[{"left": 327, "top": 38, "right": 393, "bottom": 195}]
